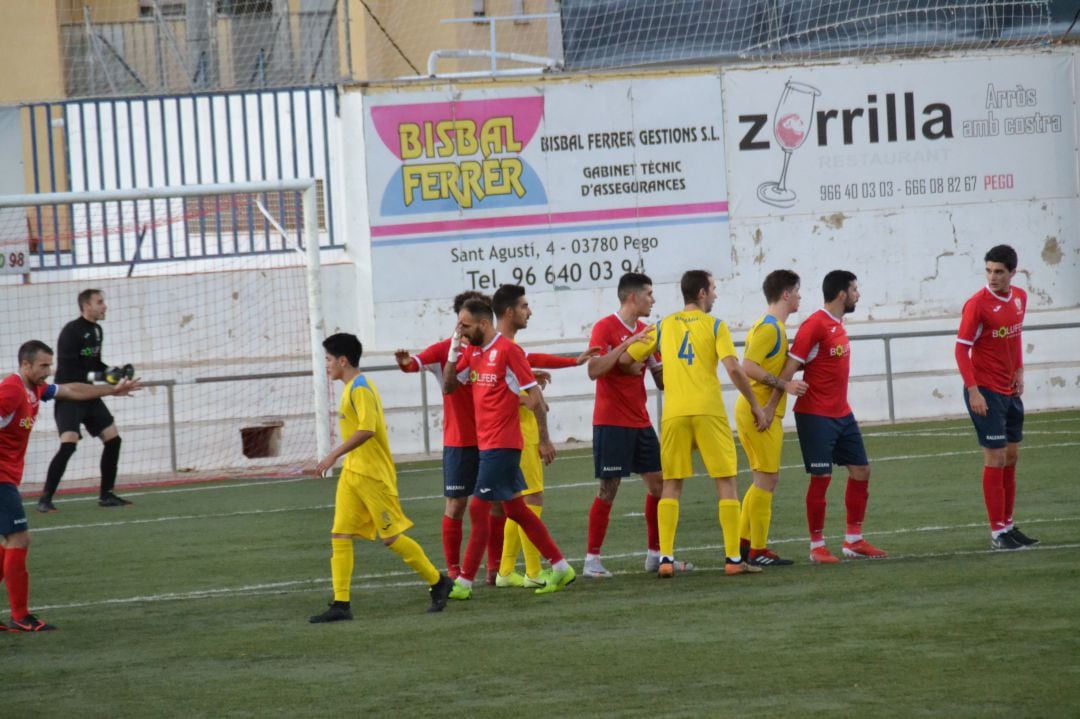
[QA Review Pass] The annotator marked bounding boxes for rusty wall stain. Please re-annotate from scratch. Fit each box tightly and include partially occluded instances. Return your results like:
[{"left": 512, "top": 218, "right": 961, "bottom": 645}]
[
  {"left": 1041, "top": 236, "right": 1062, "bottom": 265},
  {"left": 820, "top": 212, "right": 847, "bottom": 229}
]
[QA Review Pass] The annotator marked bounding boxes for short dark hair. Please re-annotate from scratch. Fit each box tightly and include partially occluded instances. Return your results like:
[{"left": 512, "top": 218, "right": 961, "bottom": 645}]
[
  {"left": 822, "top": 270, "right": 857, "bottom": 302},
  {"left": 19, "top": 340, "right": 53, "bottom": 365},
  {"left": 984, "top": 244, "right": 1018, "bottom": 272},
  {"left": 762, "top": 269, "right": 800, "bottom": 304},
  {"left": 680, "top": 270, "right": 712, "bottom": 304},
  {"left": 78, "top": 289, "right": 102, "bottom": 310},
  {"left": 492, "top": 284, "right": 526, "bottom": 318},
  {"left": 617, "top": 272, "right": 653, "bottom": 303},
  {"left": 453, "top": 290, "right": 489, "bottom": 314},
  {"left": 461, "top": 298, "right": 494, "bottom": 323},
  {"left": 322, "top": 333, "right": 362, "bottom": 367}
]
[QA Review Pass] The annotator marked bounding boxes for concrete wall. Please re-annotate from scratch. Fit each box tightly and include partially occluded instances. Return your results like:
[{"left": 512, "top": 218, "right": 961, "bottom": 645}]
[{"left": 5, "top": 45, "right": 1080, "bottom": 489}]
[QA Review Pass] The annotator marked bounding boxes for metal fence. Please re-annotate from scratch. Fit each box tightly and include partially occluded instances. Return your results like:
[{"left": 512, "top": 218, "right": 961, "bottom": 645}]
[
  {"left": 62, "top": 4, "right": 342, "bottom": 97},
  {"left": 50, "top": 1, "right": 1080, "bottom": 97},
  {"left": 19, "top": 86, "right": 339, "bottom": 268},
  {"left": 560, "top": 0, "right": 1062, "bottom": 70},
  {"left": 153, "top": 323, "right": 1068, "bottom": 460}
]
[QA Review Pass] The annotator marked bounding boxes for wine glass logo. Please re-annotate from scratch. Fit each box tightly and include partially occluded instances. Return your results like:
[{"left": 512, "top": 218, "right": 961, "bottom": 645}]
[{"left": 757, "top": 80, "right": 821, "bottom": 208}]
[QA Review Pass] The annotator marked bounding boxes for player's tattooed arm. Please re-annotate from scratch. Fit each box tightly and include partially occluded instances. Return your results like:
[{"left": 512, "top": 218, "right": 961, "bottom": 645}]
[
  {"left": 760, "top": 373, "right": 786, "bottom": 391},
  {"left": 533, "top": 398, "right": 556, "bottom": 465}
]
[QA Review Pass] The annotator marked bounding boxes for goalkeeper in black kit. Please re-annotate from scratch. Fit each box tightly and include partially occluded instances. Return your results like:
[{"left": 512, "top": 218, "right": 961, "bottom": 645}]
[{"left": 38, "top": 289, "right": 135, "bottom": 512}]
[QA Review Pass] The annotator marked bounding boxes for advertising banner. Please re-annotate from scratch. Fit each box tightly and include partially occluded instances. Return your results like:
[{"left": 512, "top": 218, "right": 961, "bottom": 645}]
[
  {"left": 363, "top": 75, "right": 728, "bottom": 302},
  {"left": 722, "top": 54, "right": 1077, "bottom": 218}
]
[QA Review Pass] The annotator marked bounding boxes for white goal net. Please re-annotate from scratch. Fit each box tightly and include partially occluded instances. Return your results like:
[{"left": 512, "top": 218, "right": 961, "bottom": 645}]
[
  {"left": 559, "top": 0, "right": 1055, "bottom": 69},
  {"left": 0, "top": 181, "right": 330, "bottom": 493}
]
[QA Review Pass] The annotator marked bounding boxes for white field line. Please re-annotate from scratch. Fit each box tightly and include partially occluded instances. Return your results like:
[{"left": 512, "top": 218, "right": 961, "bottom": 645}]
[
  {"left": 27, "top": 440, "right": 1080, "bottom": 518},
  {"left": 25, "top": 415, "right": 1078, "bottom": 508},
  {"left": 33, "top": 504, "right": 335, "bottom": 533},
  {"left": 32, "top": 527, "right": 1080, "bottom": 612}
]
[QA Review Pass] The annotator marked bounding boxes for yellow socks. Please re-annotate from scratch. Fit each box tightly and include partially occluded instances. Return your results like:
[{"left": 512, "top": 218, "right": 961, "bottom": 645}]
[
  {"left": 388, "top": 534, "right": 440, "bottom": 585},
  {"left": 658, "top": 498, "right": 680, "bottom": 557},
  {"left": 744, "top": 485, "right": 774, "bottom": 550},
  {"left": 499, "top": 519, "right": 522, "bottom": 576},
  {"left": 330, "top": 538, "right": 353, "bottom": 602},
  {"left": 521, "top": 504, "right": 543, "bottom": 578},
  {"left": 499, "top": 504, "right": 544, "bottom": 577},
  {"left": 718, "top": 499, "right": 742, "bottom": 560}
]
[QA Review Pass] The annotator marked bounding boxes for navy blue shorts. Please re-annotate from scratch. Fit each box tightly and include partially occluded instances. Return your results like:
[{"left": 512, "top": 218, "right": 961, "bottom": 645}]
[
  {"left": 593, "top": 425, "right": 662, "bottom": 479},
  {"left": 476, "top": 449, "right": 527, "bottom": 502},
  {"left": 794, "top": 412, "right": 869, "bottom": 475},
  {"left": 55, "top": 398, "right": 114, "bottom": 438},
  {"left": 964, "top": 386, "right": 1023, "bottom": 449},
  {"left": 442, "top": 446, "right": 479, "bottom": 498},
  {"left": 0, "top": 483, "right": 29, "bottom": 537}
]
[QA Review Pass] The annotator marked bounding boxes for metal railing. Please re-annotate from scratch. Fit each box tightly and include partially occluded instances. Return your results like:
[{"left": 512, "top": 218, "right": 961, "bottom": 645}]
[
  {"left": 857, "top": 322, "right": 1077, "bottom": 422},
  {"left": 20, "top": 86, "right": 339, "bottom": 267},
  {"left": 144, "top": 322, "right": 1078, "bottom": 463}
]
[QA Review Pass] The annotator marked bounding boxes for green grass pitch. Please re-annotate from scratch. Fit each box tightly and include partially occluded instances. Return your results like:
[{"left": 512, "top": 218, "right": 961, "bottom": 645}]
[{"left": 6, "top": 411, "right": 1079, "bottom": 718}]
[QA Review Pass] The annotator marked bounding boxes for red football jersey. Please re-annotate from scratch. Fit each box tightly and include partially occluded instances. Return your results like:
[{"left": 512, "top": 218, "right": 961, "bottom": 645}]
[
  {"left": 0, "top": 374, "right": 57, "bottom": 486},
  {"left": 459, "top": 334, "right": 538, "bottom": 450},
  {"left": 589, "top": 314, "right": 659, "bottom": 428},
  {"left": 407, "top": 337, "right": 477, "bottom": 447},
  {"left": 789, "top": 309, "right": 853, "bottom": 418},
  {"left": 956, "top": 285, "right": 1026, "bottom": 395}
]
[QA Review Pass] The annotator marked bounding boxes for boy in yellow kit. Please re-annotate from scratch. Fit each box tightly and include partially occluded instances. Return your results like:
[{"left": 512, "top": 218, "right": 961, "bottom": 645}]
[
  {"left": 624, "top": 270, "right": 768, "bottom": 577},
  {"left": 735, "top": 270, "right": 808, "bottom": 566},
  {"left": 309, "top": 333, "right": 453, "bottom": 622}
]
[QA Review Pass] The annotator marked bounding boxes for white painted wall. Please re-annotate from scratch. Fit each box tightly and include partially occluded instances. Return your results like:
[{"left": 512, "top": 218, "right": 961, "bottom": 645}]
[{"left": 5, "top": 47, "right": 1079, "bottom": 489}]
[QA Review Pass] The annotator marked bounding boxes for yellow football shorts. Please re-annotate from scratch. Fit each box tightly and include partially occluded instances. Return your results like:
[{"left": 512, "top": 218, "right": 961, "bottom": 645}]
[
  {"left": 735, "top": 401, "right": 784, "bottom": 474},
  {"left": 660, "top": 414, "right": 738, "bottom": 479},
  {"left": 519, "top": 442, "right": 545, "bottom": 496},
  {"left": 331, "top": 467, "right": 414, "bottom": 540}
]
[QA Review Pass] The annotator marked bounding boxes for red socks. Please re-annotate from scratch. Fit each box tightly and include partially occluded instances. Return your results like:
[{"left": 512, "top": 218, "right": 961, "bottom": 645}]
[
  {"left": 487, "top": 513, "right": 507, "bottom": 572},
  {"left": 806, "top": 475, "right": 831, "bottom": 543},
  {"left": 1002, "top": 465, "right": 1017, "bottom": 526},
  {"left": 459, "top": 497, "right": 491, "bottom": 581},
  {"left": 503, "top": 496, "right": 563, "bottom": 564},
  {"left": 845, "top": 478, "right": 869, "bottom": 536},
  {"left": 2, "top": 546, "right": 29, "bottom": 618},
  {"left": 441, "top": 515, "right": 462, "bottom": 578},
  {"left": 982, "top": 466, "right": 1007, "bottom": 532},
  {"left": 587, "top": 497, "right": 613, "bottom": 555},
  {"left": 644, "top": 492, "right": 660, "bottom": 552}
]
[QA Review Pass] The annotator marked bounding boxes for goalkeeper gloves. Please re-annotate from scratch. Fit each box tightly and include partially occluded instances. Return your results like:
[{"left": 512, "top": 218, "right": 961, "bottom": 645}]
[{"left": 88, "top": 364, "right": 135, "bottom": 384}]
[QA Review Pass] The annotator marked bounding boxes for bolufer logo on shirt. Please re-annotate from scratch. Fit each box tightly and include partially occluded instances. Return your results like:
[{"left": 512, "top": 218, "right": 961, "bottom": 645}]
[
  {"left": 992, "top": 323, "right": 1021, "bottom": 339},
  {"left": 830, "top": 342, "right": 850, "bottom": 357}
]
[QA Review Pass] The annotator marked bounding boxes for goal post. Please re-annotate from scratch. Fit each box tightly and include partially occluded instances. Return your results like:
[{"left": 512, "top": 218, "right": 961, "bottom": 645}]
[{"left": 0, "top": 179, "right": 331, "bottom": 485}]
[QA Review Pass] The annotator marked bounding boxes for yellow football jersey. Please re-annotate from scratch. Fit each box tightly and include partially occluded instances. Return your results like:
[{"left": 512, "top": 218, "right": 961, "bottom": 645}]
[
  {"left": 518, "top": 403, "right": 539, "bottom": 445},
  {"left": 628, "top": 308, "right": 737, "bottom": 419},
  {"left": 337, "top": 373, "right": 397, "bottom": 491},
  {"left": 513, "top": 339, "right": 539, "bottom": 445},
  {"left": 742, "top": 314, "right": 790, "bottom": 417}
]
